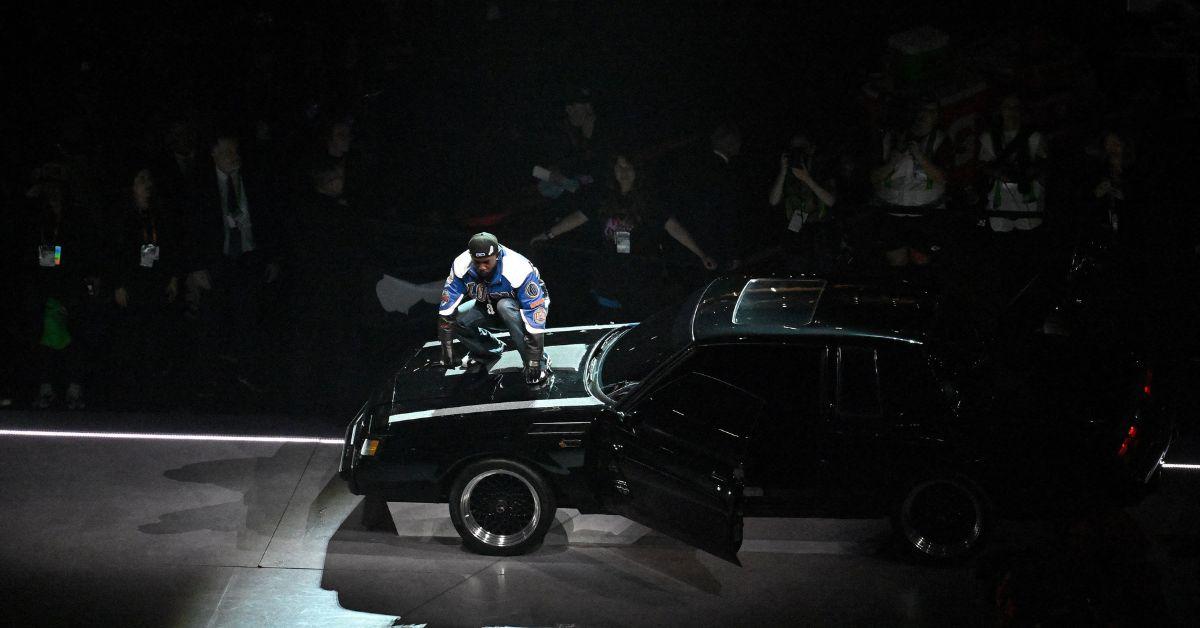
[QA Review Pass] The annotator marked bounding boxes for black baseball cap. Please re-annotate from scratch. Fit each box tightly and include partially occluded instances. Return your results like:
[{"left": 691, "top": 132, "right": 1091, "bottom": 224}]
[{"left": 468, "top": 232, "right": 500, "bottom": 258}]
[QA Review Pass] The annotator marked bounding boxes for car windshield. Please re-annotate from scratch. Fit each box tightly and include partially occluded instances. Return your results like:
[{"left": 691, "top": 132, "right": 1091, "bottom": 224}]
[{"left": 595, "top": 287, "right": 703, "bottom": 400}]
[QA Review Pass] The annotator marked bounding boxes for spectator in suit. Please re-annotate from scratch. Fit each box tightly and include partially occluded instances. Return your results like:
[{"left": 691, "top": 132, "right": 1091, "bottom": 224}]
[
  {"left": 672, "top": 123, "right": 746, "bottom": 276},
  {"left": 284, "top": 159, "right": 364, "bottom": 413},
  {"left": 182, "top": 131, "right": 282, "bottom": 394}
]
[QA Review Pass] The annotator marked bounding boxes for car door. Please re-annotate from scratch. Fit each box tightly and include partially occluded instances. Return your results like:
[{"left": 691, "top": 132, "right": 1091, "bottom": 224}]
[
  {"left": 597, "top": 370, "right": 764, "bottom": 563},
  {"left": 826, "top": 342, "right": 948, "bottom": 511},
  {"left": 672, "top": 342, "right": 830, "bottom": 516}
]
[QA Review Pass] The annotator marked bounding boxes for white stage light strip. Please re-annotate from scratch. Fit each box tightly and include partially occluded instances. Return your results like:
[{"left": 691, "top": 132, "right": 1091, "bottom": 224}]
[
  {"left": 0, "top": 429, "right": 343, "bottom": 445},
  {"left": 1162, "top": 462, "right": 1200, "bottom": 470}
]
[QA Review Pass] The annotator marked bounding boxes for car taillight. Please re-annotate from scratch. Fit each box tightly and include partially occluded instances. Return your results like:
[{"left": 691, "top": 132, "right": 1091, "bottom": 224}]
[
  {"left": 1142, "top": 369, "right": 1153, "bottom": 397},
  {"left": 1117, "top": 425, "right": 1138, "bottom": 458}
]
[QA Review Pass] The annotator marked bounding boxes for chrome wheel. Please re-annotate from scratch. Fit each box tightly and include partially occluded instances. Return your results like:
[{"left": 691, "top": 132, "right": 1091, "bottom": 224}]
[
  {"left": 899, "top": 478, "right": 986, "bottom": 559},
  {"left": 458, "top": 469, "right": 542, "bottom": 548}
]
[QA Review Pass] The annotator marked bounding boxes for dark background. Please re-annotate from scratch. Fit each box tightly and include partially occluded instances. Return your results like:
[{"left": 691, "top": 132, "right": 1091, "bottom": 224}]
[{"left": 1, "top": 0, "right": 1198, "bottom": 418}]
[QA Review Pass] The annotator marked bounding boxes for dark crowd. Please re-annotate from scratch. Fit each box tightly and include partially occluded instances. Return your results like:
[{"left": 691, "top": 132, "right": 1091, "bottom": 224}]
[{"left": 2, "top": 1, "right": 1199, "bottom": 419}]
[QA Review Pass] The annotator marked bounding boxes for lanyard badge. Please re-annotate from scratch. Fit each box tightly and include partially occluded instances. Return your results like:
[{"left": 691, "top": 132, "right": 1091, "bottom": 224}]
[
  {"left": 614, "top": 230, "right": 631, "bottom": 254},
  {"left": 38, "top": 245, "right": 61, "bottom": 267}
]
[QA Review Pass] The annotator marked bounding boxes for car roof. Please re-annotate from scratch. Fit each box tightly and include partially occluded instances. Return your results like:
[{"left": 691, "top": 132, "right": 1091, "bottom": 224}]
[{"left": 690, "top": 275, "right": 934, "bottom": 345}]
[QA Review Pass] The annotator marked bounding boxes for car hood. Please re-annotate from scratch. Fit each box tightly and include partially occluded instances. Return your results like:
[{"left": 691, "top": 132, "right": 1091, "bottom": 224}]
[{"left": 386, "top": 324, "right": 630, "bottom": 415}]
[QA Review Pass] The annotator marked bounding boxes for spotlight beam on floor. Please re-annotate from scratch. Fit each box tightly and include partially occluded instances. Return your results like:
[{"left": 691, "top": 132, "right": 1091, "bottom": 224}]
[{"left": 2, "top": 429, "right": 1199, "bottom": 471}]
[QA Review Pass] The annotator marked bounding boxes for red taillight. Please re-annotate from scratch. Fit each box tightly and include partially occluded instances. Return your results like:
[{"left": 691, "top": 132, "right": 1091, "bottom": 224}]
[
  {"left": 1143, "top": 369, "right": 1153, "bottom": 396},
  {"left": 1117, "top": 425, "right": 1139, "bottom": 457}
]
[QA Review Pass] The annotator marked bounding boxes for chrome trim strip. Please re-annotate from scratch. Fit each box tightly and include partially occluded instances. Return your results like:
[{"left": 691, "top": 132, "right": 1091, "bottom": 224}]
[{"left": 388, "top": 397, "right": 603, "bottom": 423}]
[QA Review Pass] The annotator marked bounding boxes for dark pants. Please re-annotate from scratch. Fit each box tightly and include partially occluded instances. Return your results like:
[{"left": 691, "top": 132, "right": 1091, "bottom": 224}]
[
  {"left": 450, "top": 298, "right": 543, "bottom": 365},
  {"left": 24, "top": 288, "right": 93, "bottom": 389},
  {"left": 975, "top": 227, "right": 1047, "bottom": 331},
  {"left": 192, "top": 253, "right": 272, "bottom": 386},
  {"left": 111, "top": 296, "right": 182, "bottom": 407},
  {"left": 287, "top": 297, "right": 359, "bottom": 414}
]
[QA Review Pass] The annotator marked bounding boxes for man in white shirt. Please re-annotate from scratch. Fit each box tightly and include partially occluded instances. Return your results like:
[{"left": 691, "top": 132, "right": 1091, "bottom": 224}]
[{"left": 978, "top": 95, "right": 1048, "bottom": 233}]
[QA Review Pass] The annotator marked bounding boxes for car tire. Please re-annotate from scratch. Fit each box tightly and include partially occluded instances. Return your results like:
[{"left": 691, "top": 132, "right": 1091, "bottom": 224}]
[
  {"left": 893, "top": 475, "right": 989, "bottom": 562},
  {"left": 449, "top": 458, "right": 556, "bottom": 556}
]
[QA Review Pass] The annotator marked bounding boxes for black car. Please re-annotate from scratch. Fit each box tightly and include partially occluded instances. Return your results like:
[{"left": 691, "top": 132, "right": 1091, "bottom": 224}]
[{"left": 340, "top": 277, "right": 1172, "bottom": 562}]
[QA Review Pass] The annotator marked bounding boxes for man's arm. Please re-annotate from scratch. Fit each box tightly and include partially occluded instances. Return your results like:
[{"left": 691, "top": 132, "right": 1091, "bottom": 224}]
[
  {"left": 437, "top": 264, "right": 468, "bottom": 366},
  {"left": 664, "top": 216, "right": 717, "bottom": 270},
  {"left": 793, "top": 167, "right": 837, "bottom": 208},
  {"left": 768, "top": 153, "right": 789, "bottom": 206}
]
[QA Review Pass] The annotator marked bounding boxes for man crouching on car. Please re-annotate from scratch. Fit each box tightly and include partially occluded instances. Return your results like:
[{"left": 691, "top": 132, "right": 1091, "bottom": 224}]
[{"left": 438, "top": 232, "right": 550, "bottom": 385}]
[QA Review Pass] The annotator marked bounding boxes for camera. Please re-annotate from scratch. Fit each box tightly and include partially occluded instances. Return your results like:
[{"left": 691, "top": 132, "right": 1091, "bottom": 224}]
[{"left": 787, "top": 147, "right": 809, "bottom": 169}]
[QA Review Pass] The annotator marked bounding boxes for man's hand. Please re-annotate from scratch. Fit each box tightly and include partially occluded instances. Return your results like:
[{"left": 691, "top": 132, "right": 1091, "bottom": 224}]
[
  {"left": 790, "top": 166, "right": 812, "bottom": 184},
  {"left": 1094, "top": 179, "right": 1113, "bottom": 198},
  {"left": 908, "top": 142, "right": 930, "bottom": 165},
  {"left": 530, "top": 232, "right": 549, "bottom": 245},
  {"left": 701, "top": 255, "right": 717, "bottom": 271},
  {"left": 114, "top": 287, "right": 128, "bottom": 308},
  {"left": 779, "top": 153, "right": 790, "bottom": 172},
  {"left": 188, "top": 270, "right": 211, "bottom": 291}
]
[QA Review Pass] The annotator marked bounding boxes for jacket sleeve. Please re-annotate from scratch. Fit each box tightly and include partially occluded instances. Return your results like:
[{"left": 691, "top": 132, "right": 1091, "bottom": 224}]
[
  {"left": 515, "top": 268, "right": 548, "bottom": 334},
  {"left": 438, "top": 266, "right": 468, "bottom": 317}
]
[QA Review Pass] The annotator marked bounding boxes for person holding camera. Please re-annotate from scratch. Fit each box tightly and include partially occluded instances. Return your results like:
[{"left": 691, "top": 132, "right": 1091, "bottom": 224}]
[
  {"left": 977, "top": 94, "right": 1049, "bottom": 305},
  {"left": 978, "top": 94, "right": 1048, "bottom": 234},
  {"left": 437, "top": 233, "right": 550, "bottom": 386},
  {"left": 870, "top": 98, "right": 952, "bottom": 268},
  {"left": 768, "top": 132, "right": 838, "bottom": 273}
]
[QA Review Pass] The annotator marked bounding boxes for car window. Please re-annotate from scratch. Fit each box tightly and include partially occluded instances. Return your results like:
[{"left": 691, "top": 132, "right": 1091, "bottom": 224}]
[
  {"left": 837, "top": 345, "right": 881, "bottom": 418},
  {"left": 679, "top": 344, "right": 824, "bottom": 417},
  {"left": 599, "top": 288, "right": 703, "bottom": 391},
  {"left": 635, "top": 372, "right": 763, "bottom": 455},
  {"left": 877, "top": 345, "right": 942, "bottom": 416}
]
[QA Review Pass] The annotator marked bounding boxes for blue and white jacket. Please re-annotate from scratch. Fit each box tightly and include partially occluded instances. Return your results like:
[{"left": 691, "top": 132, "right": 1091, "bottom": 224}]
[{"left": 439, "top": 246, "right": 549, "bottom": 333}]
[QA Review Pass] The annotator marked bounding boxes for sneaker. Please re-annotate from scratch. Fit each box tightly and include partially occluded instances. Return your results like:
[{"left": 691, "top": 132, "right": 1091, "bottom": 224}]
[
  {"left": 33, "top": 383, "right": 56, "bottom": 409},
  {"left": 65, "top": 383, "right": 85, "bottom": 410}
]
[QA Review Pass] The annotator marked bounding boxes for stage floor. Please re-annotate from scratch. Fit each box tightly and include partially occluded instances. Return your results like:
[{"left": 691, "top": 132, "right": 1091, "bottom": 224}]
[{"left": 1, "top": 412, "right": 1197, "bottom": 627}]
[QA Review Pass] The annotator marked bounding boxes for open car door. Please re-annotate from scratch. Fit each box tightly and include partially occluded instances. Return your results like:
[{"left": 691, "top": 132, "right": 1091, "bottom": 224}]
[{"left": 598, "top": 372, "right": 763, "bottom": 564}]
